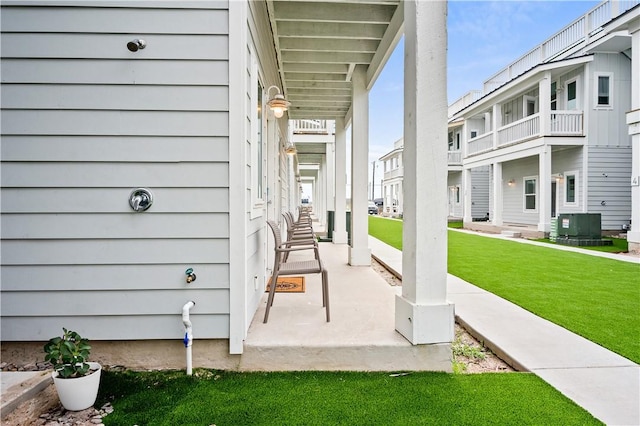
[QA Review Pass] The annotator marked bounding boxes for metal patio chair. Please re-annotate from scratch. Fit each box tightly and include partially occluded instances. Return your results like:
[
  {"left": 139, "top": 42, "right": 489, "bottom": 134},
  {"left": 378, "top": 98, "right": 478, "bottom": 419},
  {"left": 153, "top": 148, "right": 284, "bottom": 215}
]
[{"left": 264, "top": 220, "right": 329, "bottom": 323}]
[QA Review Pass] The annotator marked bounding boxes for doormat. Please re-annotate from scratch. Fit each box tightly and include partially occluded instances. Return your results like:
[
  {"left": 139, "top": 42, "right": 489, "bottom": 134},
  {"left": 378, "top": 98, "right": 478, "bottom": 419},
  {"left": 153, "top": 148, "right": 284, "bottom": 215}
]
[{"left": 266, "top": 276, "right": 305, "bottom": 293}]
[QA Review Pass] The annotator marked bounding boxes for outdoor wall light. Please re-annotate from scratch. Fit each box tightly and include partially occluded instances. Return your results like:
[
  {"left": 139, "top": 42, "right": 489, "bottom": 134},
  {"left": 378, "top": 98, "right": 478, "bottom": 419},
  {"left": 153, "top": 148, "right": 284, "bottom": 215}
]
[
  {"left": 285, "top": 141, "right": 297, "bottom": 156},
  {"left": 507, "top": 179, "right": 516, "bottom": 187},
  {"left": 127, "top": 39, "right": 146, "bottom": 52},
  {"left": 267, "top": 85, "right": 290, "bottom": 118}
]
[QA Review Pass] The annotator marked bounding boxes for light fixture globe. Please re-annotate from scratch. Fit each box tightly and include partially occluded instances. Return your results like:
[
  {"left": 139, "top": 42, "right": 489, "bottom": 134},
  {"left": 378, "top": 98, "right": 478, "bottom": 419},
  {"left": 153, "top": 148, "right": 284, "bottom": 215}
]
[
  {"left": 266, "top": 86, "right": 290, "bottom": 118},
  {"left": 284, "top": 142, "right": 297, "bottom": 156}
]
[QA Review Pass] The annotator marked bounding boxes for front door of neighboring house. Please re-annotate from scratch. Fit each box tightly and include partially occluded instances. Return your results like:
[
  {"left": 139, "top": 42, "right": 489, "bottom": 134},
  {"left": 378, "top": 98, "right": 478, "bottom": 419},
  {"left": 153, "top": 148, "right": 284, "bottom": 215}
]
[
  {"left": 566, "top": 79, "right": 577, "bottom": 110},
  {"left": 551, "top": 181, "right": 557, "bottom": 218}
]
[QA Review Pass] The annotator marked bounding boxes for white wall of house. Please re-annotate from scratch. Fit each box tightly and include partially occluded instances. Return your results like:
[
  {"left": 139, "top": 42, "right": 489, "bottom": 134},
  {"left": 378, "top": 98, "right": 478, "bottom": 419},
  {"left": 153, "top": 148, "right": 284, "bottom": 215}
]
[
  {"left": 1, "top": 1, "right": 232, "bottom": 341},
  {"left": 470, "top": 166, "right": 491, "bottom": 219}
]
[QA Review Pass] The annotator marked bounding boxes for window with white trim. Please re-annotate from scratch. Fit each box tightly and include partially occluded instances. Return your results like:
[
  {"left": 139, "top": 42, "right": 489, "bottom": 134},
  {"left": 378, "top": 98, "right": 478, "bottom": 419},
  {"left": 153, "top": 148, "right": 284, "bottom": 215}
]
[
  {"left": 566, "top": 79, "right": 577, "bottom": 110},
  {"left": 455, "top": 186, "right": 461, "bottom": 204},
  {"left": 564, "top": 171, "right": 578, "bottom": 205},
  {"left": 594, "top": 72, "right": 613, "bottom": 109},
  {"left": 524, "top": 95, "right": 537, "bottom": 117},
  {"left": 551, "top": 81, "right": 557, "bottom": 111},
  {"left": 249, "top": 41, "right": 265, "bottom": 217},
  {"left": 524, "top": 177, "right": 537, "bottom": 211}
]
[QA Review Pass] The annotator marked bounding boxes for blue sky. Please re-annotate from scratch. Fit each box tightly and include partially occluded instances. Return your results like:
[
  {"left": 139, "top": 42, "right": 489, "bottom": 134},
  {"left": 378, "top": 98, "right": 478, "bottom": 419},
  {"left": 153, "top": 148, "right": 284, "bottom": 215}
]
[{"left": 367, "top": 0, "right": 602, "bottom": 173}]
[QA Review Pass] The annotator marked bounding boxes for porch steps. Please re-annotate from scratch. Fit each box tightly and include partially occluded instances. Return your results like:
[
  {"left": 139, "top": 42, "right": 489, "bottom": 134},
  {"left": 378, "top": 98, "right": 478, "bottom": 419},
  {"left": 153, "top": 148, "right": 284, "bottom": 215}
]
[{"left": 501, "top": 230, "right": 522, "bottom": 238}]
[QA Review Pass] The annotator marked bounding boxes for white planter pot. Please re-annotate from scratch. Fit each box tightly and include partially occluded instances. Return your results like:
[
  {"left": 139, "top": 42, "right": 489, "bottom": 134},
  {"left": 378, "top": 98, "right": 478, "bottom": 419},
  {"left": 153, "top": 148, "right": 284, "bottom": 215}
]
[{"left": 52, "top": 362, "right": 102, "bottom": 411}]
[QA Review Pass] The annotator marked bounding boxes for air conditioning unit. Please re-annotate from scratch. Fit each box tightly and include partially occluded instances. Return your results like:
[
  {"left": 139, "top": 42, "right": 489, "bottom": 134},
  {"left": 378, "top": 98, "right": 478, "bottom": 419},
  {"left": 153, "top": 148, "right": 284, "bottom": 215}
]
[{"left": 557, "top": 213, "right": 601, "bottom": 238}]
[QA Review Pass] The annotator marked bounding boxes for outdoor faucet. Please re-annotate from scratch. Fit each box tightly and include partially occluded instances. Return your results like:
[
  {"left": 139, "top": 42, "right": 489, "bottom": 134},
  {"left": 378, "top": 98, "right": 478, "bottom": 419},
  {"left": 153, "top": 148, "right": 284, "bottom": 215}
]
[{"left": 129, "top": 188, "right": 153, "bottom": 212}]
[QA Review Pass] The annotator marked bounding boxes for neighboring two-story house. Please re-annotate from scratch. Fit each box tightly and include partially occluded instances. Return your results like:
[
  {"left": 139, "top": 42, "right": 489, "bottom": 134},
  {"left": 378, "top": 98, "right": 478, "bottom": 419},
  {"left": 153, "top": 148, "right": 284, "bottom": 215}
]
[{"left": 448, "top": 1, "right": 639, "bottom": 239}]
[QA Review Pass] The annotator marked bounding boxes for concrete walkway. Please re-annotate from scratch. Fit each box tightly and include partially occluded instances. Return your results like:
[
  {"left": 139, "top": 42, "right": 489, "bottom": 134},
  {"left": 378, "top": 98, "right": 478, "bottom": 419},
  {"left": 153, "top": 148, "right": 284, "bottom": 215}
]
[{"left": 369, "top": 232, "right": 640, "bottom": 426}]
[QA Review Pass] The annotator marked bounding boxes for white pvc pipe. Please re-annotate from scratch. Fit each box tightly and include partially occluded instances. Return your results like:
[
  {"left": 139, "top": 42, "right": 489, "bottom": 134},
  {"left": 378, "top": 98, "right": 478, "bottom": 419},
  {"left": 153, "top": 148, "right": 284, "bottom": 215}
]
[{"left": 182, "top": 301, "right": 195, "bottom": 375}]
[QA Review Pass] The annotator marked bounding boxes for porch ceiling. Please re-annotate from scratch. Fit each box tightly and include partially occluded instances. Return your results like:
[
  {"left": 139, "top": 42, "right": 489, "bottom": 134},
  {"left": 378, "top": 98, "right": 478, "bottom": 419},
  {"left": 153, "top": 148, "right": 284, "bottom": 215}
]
[{"left": 266, "top": 0, "right": 403, "bottom": 121}]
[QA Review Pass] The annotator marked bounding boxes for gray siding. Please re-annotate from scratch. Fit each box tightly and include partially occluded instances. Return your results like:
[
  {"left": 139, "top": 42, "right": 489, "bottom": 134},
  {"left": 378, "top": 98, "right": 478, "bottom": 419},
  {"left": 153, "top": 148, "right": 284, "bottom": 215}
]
[
  {"left": 0, "top": 2, "right": 231, "bottom": 341},
  {"left": 587, "top": 53, "right": 632, "bottom": 148},
  {"left": 586, "top": 146, "right": 632, "bottom": 230},
  {"left": 502, "top": 156, "right": 540, "bottom": 225},
  {"left": 471, "top": 166, "right": 490, "bottom": 219}
]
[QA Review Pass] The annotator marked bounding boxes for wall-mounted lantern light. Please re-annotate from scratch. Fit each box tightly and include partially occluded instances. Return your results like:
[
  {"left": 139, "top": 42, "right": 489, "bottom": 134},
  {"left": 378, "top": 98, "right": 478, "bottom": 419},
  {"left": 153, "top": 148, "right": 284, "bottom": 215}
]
[
  {"left": 507, "top": 179, "right": 515, "bottom": 187},
  {"left": 285, "top": 141, "right": 297, "bottom": 156},
  {"left": 267, "top": 85, "right": 290, "bottom": 118}
]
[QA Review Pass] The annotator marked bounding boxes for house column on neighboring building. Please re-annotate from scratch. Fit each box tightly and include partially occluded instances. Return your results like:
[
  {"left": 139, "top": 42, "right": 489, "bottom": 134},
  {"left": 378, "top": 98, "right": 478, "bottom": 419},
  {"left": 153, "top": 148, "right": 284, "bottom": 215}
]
[
  {"left": 539, "top": 146, "right": 552, "bottom": 233},
  {"left": 349, "top": 67, "right": 372, "bottom": 265},
  {"left": 333, "top": 117, "right": 348, "bottom": 244},
  {"left": 396, "top": 0, "right": 454, "bottom": 344},
  {"left": 326, "top": 139, "right": 335, "bottom": 214},
  {"left": 492, "top": 162, "right": 503, "bottom": 226},
  {"left": 628, "top": 18, "right": 640, "bottom": 253},
  {"left": 462, "top": 167, "right": 472, "bottom": 223}
]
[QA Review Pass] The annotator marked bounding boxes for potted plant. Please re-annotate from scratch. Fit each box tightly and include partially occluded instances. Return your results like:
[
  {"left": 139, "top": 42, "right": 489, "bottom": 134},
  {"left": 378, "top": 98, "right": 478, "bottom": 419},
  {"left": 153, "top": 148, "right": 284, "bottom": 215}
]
[{"left": 44, "top": 328, "right": 102, "bottom": 411}]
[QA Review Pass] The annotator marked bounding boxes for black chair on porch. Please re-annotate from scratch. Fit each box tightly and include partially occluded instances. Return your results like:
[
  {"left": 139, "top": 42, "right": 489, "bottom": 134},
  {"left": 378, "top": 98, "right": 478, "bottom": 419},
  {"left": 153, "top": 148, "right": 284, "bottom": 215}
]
[{"left": 264, "top": 220, "right": 330, "bottom": 323}]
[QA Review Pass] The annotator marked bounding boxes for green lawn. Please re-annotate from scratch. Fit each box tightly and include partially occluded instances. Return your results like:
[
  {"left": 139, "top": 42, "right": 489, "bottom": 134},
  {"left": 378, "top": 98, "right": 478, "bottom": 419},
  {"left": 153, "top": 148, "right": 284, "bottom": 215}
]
[
  {"left": 369, "top": 216, "right": 640, "bottom": 364},
  {"left": 99, "top": 370, "right": 600, "bottom": 425}
]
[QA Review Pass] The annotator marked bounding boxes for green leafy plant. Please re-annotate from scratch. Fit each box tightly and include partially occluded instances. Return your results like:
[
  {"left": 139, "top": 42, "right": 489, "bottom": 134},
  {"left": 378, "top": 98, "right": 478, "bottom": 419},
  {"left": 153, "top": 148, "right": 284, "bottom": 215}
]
[{"left": 44, "top": 328, "right": 92, "bottom": 378}]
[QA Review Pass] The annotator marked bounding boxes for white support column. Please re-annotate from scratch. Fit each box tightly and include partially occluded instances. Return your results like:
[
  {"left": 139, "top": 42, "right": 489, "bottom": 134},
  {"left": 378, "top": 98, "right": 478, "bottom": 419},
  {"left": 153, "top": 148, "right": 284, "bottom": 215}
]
[
  {"left": 492, "top": 103, "right": 501, "bottom": 150},
  {"left": 333, "top": 117, "right": 348, "bottom": 244},
  {"left": 326, "top": 140, "right": 335, "bottom": 212},
  {"left": 397, "top": 0, "right": 454, "bottom": 345},
  {"left": 538, "top": 146, "right": 551, "bottom": 233},
  {"left": 539, "top": 71, "right": 551, "bottom": 136},
  {"left": 349, "top": 67, "right": 372, "bottom": 265},
  {"left": 462, "top": 167, "right": 472, "bottom": 224},
  {"left": 492, "top": 162, "right": 503, "bottom": 226},
  {"left": 628, "top": 19, "right": 640, "bottom": 252}
]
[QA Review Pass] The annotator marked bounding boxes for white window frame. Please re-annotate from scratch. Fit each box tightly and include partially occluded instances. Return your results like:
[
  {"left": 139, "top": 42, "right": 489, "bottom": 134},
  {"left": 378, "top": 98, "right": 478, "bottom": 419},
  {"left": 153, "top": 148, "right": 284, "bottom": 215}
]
[
  {"left": 594, "top": 72, "right": 613, "bottom": 110},
  {"left": 565, "top": 77, "right": 579, "bottom": 110},
  {"left": 523, "top": 176, "right": 538, "bottom": 212},
  {"left": 249, "top": 42, "right": 265, "bottom": 219},
  {"left": 563, "top": 170, "right": 579, "bottom": 206},
  {"left": 550, "top": 81, "right": 558, "bottom": 111},
  {"left": 523, "top": 95, "right": 537, "bottom": 117}
]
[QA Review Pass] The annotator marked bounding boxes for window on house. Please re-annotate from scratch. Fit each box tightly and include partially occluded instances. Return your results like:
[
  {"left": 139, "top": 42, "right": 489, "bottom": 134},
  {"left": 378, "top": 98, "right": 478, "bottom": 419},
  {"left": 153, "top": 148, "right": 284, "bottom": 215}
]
[
  {"left": 566, "top": 80, "right": 577, "bottom": 110},
  {"left": 470, "top": 130, "right": 478, "bottom": 139},
  {"left": 455, "top": 186, "right": 460, "bottom": 204},
  {"left": 595, "top": 73, "right": 612, "bottom": 107},
  {"left": 524, "top": 177, "right": 537, "bottom": 211},
  {"left": 524, "top": 96, "right": 536, "bottom": 117},
  {"left": 257, "top": 81, "right": 263, "bottom": 199},
  {"left": 565, "top": 171, "right": 578, "bottom": 205},
  {"left": 551, "top": 82, "right": 557, "bottom": 111},
  {"left": 456, "top": 133, "right": 461, "bottom": 150}
]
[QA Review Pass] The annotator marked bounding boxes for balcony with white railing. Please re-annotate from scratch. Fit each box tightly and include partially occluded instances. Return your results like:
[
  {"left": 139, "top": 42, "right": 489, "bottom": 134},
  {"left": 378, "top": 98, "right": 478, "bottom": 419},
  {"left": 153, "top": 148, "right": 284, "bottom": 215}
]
[
  {"left": 448, "top": 0, "right": 639, "bottom": 117},
  {"left": 498, "top": 114, "right": 541, "bottom": 147},
  {"left": 467, "top": 132, "right": 494, "bottom": 156},
  {"left": 466, "top": 111, "right": 584, "bottom": 157},
  {"left": 383, "top": 167, "right": 403, "bottom": 180},
  {"left": 448, "top": 151, "right": 462, "bottom": 165},
  {"left": 291, "top": 119, "right": 333, "bottom": 135}
]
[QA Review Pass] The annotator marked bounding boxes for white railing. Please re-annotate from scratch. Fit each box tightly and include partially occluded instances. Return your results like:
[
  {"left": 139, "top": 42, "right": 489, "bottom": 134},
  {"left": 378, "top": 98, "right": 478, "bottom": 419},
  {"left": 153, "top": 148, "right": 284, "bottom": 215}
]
[
  {"left": 448, "top": 151, "right": 462, "bottom": 165},
  {"left": 498, "top": 114, "right": 540, "bottom": 147},
  {"left": 290, "top": 119, "right": 331, "bottom": 134},
  {"left": 467, "top": 133, "right": 494, "bottom": 156},
  {"left": 451, "top": 0, "right": 639, "bottom": 112},
  {"left": 448, "top": 90, "right": 482, "bottom": 117},
  {"left": 550, "top": 111, "right": 584, "bottom": 135},
  {"left": 384, "top": 167, "right": 403, "bottom": 180}
]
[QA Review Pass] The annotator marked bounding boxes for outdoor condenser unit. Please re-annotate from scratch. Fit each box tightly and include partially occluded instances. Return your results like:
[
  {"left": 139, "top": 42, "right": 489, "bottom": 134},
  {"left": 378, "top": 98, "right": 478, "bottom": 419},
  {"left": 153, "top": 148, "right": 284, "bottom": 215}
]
[{"left": 557, "top": 213, "right": 602, "bottom": 239}]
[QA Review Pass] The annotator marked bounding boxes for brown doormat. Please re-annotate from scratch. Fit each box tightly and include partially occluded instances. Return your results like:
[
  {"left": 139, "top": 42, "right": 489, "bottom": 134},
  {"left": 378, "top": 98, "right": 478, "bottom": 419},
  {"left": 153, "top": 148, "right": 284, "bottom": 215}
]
[{"left": 266, "top": 276, "right": 305, "bottom": 293}]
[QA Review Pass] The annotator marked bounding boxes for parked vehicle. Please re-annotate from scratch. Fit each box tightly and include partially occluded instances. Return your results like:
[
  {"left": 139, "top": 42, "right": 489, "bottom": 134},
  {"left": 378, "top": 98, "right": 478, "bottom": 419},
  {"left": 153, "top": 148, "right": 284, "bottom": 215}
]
[{"left": 368, "top": 201, "right": 378, "bottom": 215}]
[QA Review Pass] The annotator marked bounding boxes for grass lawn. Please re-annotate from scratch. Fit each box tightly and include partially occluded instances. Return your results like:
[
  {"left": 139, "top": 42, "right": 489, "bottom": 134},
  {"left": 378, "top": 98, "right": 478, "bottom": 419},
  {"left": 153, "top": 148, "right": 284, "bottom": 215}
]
[
  {"left": 99, "top": 370, "right": 600, "bottom": 425},
  {"left": 533, "top": 237, "right": 629, "bottom": 253},
  {"left": 369, "top": 216, "right": 640, "bottom": 364}
]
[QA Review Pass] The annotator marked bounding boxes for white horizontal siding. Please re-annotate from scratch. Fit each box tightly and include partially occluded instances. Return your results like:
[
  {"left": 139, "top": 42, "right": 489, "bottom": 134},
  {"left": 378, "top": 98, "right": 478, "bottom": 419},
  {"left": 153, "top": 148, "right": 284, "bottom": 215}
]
[
  {"left": 1, "top": 34, "right": 229, "bottom": 60},
  {"left": 471, "top": 166, "right": 490, "bottom": 219},
  {"left": 1, "top": 7, "right": 229, "bottom": 34},
  {"left": 0, "top": 3, "right": 232, "bottom": 342},
  {"left": 1, "top": 239, "right": 229, "bottom": 265},
  {"left": 2, "top": 85, "right": 228, "bottom": 111},
  {"left": 1, "top": 111, "right": 229, "bottom": 136},
  {"left": 1, "top": 59, "right": 228, "bottom": 85},
  {"left": 586, "top": 147, "right": 632, "bottom": 229},
  {"left": 2, "top": 289, "right": 229, "bottom": 316},
  {"left": 1, "top": 264, "right": 230, "bottom": 291},
  {"left": 3, "top": 315, "right": 229, "bottom": 341},
  {"left": 1, "top": 213, "right": 229, "bottom": 239},
  {"left": 1, "top": 188, "right": 229, "bottom": 213},
  {"left": 1, "top": 136, "right": 229, "bottom": 162}
]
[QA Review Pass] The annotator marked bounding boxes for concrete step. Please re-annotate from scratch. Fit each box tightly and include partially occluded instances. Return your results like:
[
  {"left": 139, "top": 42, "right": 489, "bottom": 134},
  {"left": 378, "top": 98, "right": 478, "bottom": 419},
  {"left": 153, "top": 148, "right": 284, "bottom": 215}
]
[{"left": 501, "top": 230, "right": 522, "bottom": 238}]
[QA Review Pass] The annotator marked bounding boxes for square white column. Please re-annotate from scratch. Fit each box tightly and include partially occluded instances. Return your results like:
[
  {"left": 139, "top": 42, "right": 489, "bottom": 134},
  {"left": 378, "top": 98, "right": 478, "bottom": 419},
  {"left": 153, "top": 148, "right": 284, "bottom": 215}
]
[
  {"left": 492, "top": 162, "right": 503, "bottom": 226},
  {"left": 348, "top": 67, "right": 372, "bottom": 266},
  {"left": 397, "top": 0, "right": 453, "bottom": 345},
  {"left": 333, "top": 118, "right": 348, "bottom": 244},
  {"left": 538, "top": 147, "right": 551, "bottom": 233}
]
